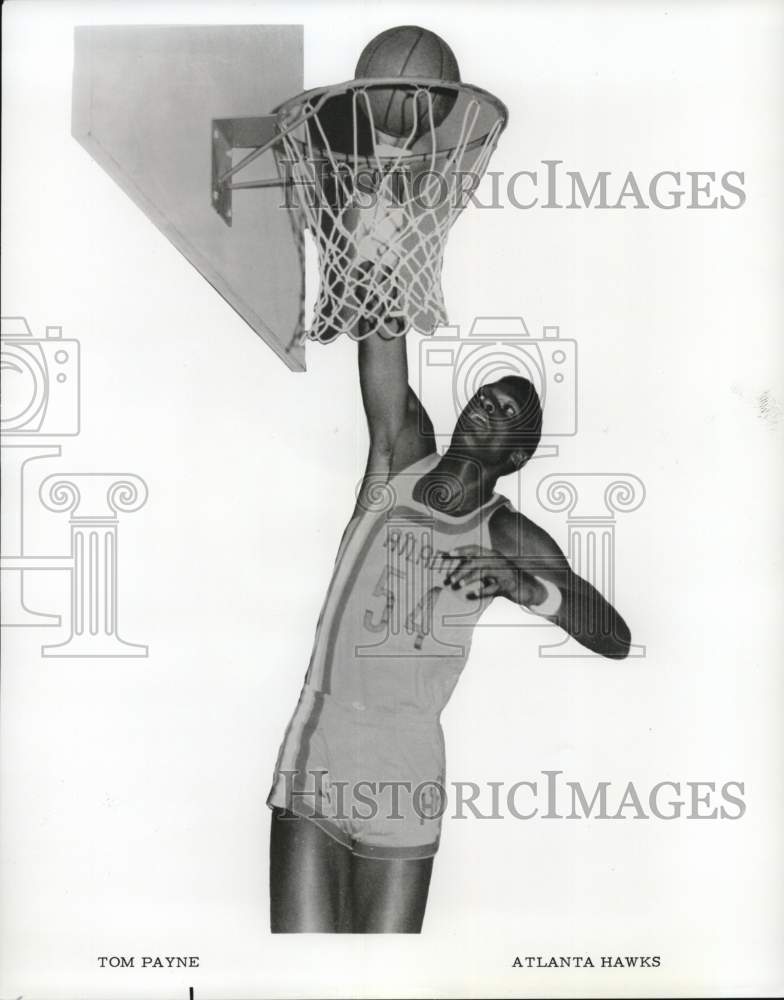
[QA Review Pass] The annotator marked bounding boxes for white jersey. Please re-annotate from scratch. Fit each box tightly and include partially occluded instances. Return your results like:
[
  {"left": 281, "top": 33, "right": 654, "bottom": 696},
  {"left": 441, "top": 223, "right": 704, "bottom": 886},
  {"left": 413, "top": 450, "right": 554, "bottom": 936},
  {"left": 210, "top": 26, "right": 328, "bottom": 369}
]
[{"left": 304, "top": 452, "right": 509, "bottom": 716}]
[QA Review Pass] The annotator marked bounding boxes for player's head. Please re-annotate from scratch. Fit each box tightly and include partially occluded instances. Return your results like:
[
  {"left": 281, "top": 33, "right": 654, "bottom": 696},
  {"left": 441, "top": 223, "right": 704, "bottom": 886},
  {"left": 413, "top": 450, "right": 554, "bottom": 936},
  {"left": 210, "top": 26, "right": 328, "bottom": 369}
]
[{"left": 450, "top": 376, "right": 543, "bottom": 473}]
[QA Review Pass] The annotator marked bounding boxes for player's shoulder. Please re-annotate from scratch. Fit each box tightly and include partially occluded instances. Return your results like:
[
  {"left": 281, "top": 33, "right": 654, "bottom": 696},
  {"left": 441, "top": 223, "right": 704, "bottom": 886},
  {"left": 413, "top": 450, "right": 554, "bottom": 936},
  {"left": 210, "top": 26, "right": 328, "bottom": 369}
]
[{"left": 489, "top": 500, "right": 567, "bottom": 563}]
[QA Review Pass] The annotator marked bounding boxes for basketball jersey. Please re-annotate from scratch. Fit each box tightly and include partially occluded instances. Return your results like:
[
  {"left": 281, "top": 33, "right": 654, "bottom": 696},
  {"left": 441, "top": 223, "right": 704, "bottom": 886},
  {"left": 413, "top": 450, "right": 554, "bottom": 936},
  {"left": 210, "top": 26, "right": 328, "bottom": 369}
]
[{"left": 304, "top": 452, "right": 509, "bottom": 716}]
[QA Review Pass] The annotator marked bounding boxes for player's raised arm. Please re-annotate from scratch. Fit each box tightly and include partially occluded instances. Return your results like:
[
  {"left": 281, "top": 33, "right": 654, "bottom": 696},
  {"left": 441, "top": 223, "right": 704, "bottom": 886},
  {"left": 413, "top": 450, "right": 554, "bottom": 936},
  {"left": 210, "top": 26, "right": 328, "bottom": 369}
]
[
  {"left": 357, "top": 330, "right": 409, "bottom": 460},
  {"left": 447, "top": 505, "right": 632, "bottom": 660},
  {"left": 353, "top": 331, "right": 436, "bottom": 518}
]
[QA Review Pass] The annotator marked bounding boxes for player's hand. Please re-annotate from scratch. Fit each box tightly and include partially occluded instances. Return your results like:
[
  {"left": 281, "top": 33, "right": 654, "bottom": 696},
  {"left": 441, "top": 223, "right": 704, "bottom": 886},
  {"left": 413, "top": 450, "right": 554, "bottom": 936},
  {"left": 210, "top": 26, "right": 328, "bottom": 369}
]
[
  {"left": 355, "top": 260, "right": 407, "bottom": 340},
  {"left": 444, "top": 545, "right": 542, "bottom": 604}
]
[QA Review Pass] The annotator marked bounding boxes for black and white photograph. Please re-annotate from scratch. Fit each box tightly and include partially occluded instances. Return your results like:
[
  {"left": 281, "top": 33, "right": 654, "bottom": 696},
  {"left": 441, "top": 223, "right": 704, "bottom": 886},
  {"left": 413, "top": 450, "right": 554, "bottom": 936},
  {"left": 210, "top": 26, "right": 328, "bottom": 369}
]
[{"left": 1, "top": 0, "right": 782, "bottom": 997}]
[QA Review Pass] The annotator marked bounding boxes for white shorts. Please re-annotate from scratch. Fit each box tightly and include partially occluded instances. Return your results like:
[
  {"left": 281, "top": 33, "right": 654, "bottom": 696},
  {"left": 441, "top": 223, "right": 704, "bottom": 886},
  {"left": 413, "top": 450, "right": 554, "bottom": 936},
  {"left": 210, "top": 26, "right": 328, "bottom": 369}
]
[{"left": 268, "top": 683, "right": 447, "bottom": 860}]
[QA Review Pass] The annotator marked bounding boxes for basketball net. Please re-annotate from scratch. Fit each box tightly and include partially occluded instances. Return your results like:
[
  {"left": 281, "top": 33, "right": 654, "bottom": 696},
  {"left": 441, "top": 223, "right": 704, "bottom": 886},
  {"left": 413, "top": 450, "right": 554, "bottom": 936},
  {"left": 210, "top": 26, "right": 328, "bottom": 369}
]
[{"left": 274, "top": 82, "right": 506, "bottom": 343}]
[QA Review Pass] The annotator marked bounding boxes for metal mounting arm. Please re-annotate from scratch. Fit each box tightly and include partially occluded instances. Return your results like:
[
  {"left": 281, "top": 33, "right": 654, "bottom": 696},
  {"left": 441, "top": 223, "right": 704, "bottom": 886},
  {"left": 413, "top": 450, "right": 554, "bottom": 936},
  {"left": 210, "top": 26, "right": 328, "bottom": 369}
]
[{"left": 211, "top": 116, "right": 285, "bottom": 226}]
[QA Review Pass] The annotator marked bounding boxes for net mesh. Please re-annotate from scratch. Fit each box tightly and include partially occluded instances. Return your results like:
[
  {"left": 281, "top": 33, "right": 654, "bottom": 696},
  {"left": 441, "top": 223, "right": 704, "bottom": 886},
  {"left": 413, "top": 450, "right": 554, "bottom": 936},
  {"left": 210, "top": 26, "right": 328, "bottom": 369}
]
[{"left": 273, "top": 81, "right": 506, "bottom": 343}]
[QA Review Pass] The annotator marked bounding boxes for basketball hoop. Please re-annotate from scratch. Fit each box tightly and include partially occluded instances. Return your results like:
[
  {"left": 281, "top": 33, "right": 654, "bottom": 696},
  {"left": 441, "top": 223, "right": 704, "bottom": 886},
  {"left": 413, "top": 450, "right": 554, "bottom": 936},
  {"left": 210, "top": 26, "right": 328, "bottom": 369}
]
[{"left": 214, "top": 77, "right": 507, "bottom": 344}]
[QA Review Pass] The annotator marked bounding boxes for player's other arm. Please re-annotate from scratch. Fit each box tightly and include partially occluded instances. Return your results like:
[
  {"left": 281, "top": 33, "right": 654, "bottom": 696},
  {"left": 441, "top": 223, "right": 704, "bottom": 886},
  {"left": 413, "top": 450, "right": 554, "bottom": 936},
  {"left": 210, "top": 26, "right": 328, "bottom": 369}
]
[
  {"left": 353, "top": 332, "right": 436, "bottom": 517},
  {"left": 487, "top": 506, "right": 632, "bottom": 660}
]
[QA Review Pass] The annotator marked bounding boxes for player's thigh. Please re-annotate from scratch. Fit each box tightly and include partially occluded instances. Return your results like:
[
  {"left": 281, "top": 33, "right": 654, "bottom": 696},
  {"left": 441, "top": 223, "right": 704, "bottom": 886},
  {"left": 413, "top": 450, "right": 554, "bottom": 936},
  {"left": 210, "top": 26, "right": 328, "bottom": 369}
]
[
  {"left": 351, "top": 854, "right": 434, "bottom": 933},
  {"left": 269, "top": 807, "right": 352, "bottom": 932}
]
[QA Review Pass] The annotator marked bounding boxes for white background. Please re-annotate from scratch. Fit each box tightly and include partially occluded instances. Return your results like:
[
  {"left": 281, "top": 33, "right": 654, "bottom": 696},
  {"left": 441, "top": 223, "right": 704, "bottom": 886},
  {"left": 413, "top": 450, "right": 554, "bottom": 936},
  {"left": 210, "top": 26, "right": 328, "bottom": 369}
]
[{"left": 2, "top": 1, "right": 782, "bottom": 998}]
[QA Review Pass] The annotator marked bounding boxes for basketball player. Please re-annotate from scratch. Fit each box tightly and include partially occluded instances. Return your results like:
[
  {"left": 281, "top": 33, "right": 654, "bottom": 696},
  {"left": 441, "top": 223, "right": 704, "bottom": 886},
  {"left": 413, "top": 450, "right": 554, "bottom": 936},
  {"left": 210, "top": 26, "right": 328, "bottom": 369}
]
[{"left": 267, "top": 329, "right": 631, "bottom": 933}]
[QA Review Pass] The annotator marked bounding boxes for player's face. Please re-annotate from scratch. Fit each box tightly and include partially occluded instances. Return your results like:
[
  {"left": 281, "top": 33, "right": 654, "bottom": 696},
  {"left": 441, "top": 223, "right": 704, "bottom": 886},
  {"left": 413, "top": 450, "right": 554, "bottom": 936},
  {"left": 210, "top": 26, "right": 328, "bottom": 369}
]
[{"left": 451, "top": 380, "right": 527, "bottom": 463}]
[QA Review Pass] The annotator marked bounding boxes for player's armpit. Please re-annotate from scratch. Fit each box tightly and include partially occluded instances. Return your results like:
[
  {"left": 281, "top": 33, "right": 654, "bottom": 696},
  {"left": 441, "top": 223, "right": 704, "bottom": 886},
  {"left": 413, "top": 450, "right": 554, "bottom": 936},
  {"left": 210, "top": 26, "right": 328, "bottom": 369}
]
[
  {"left": 356, "top": 332, "right": 436, "bottom": 476},
  {"left": 389, "top": 388, "right": 437, "bottom": 474},
  {"left": 351, "top": 395, "right": 436, "bottom": 520}
]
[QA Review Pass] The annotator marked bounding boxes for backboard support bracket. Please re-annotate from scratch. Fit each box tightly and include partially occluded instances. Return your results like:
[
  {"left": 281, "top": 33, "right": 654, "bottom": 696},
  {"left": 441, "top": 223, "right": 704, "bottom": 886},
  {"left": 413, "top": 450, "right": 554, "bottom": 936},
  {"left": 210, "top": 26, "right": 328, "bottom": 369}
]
[{"left": 211, "top": 116, "right": 285, "bottom": 225}]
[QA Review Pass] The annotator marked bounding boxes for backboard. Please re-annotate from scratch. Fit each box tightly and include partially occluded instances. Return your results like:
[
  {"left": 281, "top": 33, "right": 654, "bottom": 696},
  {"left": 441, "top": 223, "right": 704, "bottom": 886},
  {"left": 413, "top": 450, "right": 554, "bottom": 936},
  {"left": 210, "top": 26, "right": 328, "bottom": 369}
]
[{"left": 72, "top": 25, "right": 306, "bottom": 371}]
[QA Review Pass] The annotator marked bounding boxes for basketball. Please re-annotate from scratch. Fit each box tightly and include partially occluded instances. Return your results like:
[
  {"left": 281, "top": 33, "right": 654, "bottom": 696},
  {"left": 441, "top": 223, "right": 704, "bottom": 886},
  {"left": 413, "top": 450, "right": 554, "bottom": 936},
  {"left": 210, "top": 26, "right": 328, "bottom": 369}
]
[{"left": 355, "top": 26, "right": 460, "bottom": 139}]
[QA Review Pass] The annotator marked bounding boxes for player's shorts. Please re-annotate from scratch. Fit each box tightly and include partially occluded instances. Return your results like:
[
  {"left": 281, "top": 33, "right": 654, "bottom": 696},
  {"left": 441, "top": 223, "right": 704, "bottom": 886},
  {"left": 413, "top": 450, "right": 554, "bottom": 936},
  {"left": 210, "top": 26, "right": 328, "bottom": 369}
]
[{"left": 267, "top": 682, "right": 447, "bottom": 860}]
